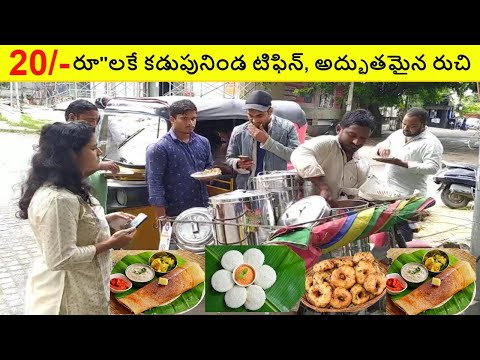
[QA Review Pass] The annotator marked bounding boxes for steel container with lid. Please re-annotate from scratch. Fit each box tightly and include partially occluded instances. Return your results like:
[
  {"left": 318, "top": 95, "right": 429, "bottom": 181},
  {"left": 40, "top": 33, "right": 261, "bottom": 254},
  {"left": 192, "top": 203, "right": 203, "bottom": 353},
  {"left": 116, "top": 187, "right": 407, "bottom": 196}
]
[
  {"left": 209, "top": 189, "right": 275, "bottom": 246},
  {"left": 276, "top": 195, "right": 331, "bottom": 227},
  {"left": 249, "top": 170, "right": 307, "bottom": 222},
  {"left": 172, "top": 207, "right": 215, "bottom": 254}
]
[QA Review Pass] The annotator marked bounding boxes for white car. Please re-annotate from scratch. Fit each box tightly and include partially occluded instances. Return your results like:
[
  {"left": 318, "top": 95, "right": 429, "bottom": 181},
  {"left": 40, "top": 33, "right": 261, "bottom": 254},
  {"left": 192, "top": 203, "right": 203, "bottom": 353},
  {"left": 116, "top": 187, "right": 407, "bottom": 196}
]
[{"left": 465, "top": 117, "right": 480, "bottom": 130}]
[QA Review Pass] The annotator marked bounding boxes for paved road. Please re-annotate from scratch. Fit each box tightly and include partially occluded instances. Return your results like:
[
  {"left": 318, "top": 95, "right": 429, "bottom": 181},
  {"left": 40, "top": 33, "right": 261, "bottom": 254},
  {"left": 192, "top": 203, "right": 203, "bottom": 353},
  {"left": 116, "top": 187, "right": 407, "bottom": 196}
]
[
  {"left": 0, "top": 133, "right": 40, "bottom": 315},
  {"left": 0, "top": 128, "right": 477, "bottom": 315}
]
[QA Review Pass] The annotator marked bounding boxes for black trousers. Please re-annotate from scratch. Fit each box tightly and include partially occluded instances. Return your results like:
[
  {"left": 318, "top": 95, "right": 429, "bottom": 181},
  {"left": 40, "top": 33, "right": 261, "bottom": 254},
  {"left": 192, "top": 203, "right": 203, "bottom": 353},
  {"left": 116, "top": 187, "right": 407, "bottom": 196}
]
[{"left": 392, "top": 220, "right": 413, "bottom": 248}]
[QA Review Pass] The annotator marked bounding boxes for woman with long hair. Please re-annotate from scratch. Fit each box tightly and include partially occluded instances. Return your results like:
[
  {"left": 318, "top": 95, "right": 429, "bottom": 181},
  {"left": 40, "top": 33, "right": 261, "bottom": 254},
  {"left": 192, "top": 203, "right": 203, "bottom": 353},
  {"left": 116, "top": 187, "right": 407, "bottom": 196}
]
[{"left": 18, "top": 121, "right": 137, "bottom": 315}]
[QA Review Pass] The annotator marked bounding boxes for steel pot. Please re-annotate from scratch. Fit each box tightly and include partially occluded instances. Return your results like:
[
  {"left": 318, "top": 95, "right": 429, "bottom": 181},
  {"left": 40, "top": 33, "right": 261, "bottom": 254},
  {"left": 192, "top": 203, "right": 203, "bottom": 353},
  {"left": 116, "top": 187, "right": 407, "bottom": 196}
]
[
  {"left": 209, "top": 189, "right": 275, "bottom": 246},
  {"left": 249, "top": 170, "right": 306, "bottom": 222},
  {"left": 277, "top": 195, "right": 331, "bottom": 227}
]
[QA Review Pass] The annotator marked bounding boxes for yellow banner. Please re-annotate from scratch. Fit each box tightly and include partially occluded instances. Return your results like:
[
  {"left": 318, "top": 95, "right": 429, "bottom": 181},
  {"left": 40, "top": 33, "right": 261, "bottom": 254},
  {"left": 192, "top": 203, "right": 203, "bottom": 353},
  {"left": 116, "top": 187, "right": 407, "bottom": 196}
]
[{"left": 0, "top": 45, "right": 479, "bottom": 81}]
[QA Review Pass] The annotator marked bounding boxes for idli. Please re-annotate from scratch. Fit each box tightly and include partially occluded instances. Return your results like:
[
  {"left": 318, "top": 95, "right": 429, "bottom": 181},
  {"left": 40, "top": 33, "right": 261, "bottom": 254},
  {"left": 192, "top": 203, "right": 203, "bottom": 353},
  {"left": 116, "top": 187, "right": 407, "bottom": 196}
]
[
  {"left": 211, "top": 269, "right": 234, "bottom": 293},
  {"left": 221, "top": 250, "right": 244, "bottom": 271},
  {"left": 243, "top": 248, "right": 264, "bottom": 269},
  {"left": 245, "top": 285, "right": 266, "bottom": 311},
  {"left": 254, "top": 264, "right": 276, "bottom": 290},
  {"left": 225, "top": 285, "right": 247, "bottom": 309}
]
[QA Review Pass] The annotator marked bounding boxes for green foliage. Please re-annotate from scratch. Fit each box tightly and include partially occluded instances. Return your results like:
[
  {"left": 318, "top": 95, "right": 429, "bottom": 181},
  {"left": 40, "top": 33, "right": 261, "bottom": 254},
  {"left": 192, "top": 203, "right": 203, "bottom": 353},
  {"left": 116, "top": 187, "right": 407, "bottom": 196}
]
[
  {"left": 292, "top": 82, "right": 348, "bottom": 97},
  {"left": 461, "top": 93, "right": 480, "bottom": 115},
  {"left": 278, "top": 82, "right": 478, "bottom": 110},
  {"left": 0, "top": 114, "right": 53, "bottom": 133}
]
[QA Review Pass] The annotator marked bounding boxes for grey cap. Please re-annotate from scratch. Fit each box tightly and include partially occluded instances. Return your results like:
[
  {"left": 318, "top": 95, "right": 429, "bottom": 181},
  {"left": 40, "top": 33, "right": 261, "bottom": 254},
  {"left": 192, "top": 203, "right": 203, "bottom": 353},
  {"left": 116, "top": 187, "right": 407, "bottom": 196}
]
[{"left": 243, "top": 90, "right": 272, "bottom": 112}]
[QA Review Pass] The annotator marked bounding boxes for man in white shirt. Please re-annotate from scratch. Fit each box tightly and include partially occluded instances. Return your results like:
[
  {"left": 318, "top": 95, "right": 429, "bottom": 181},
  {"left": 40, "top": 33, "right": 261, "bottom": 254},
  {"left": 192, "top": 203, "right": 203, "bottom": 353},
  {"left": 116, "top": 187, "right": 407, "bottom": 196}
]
[
  {"left": 374, "top": 107, "right": 444, "bottom": 197},
  {"left": 291, "top": 109, "right": 376, "bottom": 205}
]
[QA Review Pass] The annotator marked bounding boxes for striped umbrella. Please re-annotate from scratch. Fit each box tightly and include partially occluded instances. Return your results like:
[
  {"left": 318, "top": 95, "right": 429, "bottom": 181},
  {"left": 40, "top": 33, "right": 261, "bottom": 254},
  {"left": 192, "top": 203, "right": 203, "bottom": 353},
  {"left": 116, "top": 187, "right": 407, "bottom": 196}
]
[
  {"left": 311, "top": 196, "right": 435, "bottom": 253},
  {"left": 269, "top": 196, "right": 436, "bottom": 265}
]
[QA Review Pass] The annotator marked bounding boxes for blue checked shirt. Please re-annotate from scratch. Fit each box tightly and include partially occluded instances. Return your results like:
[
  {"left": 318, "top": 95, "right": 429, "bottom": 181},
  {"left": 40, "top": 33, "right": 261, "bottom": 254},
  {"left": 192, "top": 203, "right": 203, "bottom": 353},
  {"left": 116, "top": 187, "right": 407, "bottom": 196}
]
[{"left": 146, "top": 129, "right": 213, "bottom": 216}]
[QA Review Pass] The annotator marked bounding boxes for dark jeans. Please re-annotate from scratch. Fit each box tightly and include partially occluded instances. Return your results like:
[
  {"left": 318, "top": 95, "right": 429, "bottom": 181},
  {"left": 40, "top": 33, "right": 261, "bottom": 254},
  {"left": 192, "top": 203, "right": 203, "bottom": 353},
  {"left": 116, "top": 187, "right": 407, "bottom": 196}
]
[{"left": 392, "top": 220, "right": 413, "bottom": 248}]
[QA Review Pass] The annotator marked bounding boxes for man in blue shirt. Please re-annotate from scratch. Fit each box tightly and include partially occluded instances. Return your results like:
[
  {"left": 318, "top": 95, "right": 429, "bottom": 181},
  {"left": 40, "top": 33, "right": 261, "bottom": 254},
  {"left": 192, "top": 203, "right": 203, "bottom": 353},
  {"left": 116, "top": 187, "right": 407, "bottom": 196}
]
[{"left": 146, "top": 99, "right": 214, "bottom": 218}]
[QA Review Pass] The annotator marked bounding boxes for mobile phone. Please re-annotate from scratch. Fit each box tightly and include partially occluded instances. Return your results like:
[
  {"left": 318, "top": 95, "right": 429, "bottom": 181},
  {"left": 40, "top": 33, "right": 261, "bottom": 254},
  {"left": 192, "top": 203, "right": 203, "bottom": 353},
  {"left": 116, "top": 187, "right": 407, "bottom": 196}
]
[
  {"left": 125, "top": 213, "right": 148, "bottom": 229},
  {"left": 238, "top": 155, "right": 252, "bottom": 161}
]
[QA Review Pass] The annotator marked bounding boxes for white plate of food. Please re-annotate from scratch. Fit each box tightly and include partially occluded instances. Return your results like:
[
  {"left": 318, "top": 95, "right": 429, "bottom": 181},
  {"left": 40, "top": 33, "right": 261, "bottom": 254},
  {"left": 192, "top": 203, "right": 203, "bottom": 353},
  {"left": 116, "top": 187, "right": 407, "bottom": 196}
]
[
  {"left": 372, "top": 157, "right": 396, "bottom": 162},
  {"left": 191, "top": 167, "right": 222, "bottom": 180}
]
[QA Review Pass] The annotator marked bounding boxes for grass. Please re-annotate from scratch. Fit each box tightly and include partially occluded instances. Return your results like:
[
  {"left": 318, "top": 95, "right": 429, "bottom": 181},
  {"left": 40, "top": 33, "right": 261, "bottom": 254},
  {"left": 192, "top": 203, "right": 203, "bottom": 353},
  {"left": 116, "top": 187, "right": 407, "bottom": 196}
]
[{"left": 0, "top": 114, "right": 54, "bottom": 133}]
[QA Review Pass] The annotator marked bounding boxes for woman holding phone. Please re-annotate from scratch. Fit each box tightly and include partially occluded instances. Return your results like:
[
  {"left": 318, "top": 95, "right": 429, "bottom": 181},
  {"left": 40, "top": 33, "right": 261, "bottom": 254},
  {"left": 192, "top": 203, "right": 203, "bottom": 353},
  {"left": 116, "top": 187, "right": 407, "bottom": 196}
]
[{"left": 17, "top": 121, "right": 137, "bottom": 315}]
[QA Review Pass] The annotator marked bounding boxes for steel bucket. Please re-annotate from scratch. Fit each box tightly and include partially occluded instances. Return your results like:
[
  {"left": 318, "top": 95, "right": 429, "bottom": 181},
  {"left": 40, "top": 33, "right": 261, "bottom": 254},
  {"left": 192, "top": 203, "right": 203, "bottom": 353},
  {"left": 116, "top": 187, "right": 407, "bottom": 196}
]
[
  {"left": 249, "top": 170, "right": 306, "bottom": 223},
  {"left": 209, "top": 189, "right": 275, "bottom": 246},
  {"left": 328, "top": 199, "right": 371, "bottom": 257}
]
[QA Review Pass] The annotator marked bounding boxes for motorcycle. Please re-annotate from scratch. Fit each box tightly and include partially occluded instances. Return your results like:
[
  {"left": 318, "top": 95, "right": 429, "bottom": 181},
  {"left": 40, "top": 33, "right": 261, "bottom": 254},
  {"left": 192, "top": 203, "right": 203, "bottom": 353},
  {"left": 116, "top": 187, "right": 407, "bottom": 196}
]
[{"left": 433, "top": 162, "right": 476, "bottom": 209}]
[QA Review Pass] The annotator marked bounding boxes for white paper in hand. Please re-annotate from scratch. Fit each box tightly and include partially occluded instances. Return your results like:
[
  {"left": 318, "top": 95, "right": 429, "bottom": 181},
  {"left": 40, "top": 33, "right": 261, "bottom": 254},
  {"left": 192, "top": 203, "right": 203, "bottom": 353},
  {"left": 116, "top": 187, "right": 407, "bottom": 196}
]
[{"left": 159, "top": 221, "right": 173, "bottom": 250}]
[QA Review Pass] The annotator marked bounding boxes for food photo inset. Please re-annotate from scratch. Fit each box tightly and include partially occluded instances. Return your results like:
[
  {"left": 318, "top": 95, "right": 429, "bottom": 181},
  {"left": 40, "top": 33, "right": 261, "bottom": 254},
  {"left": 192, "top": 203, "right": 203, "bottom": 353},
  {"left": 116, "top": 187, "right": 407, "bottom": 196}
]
[
  {"left": 386, "top": 248, "right": 476, "bottom": 315},
  {"left": 110, "top": 250, "right": 205, "bottom": 315},
  {"left": 300, "top": 251, "right": 387, "bottom": 313},
  {"left": 205, "top": 245, "right": 305, "bottom": 312}
]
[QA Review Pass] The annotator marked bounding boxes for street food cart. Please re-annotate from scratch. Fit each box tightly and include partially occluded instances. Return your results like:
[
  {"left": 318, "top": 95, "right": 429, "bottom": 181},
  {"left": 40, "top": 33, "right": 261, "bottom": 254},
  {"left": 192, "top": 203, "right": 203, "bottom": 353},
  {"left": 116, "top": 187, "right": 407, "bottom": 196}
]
[
  {"left": 98, "top": 96, "right": 247, "bottom": 249},
  {"left": 97, "top": 96, "right": 307, "bottom": 250}
]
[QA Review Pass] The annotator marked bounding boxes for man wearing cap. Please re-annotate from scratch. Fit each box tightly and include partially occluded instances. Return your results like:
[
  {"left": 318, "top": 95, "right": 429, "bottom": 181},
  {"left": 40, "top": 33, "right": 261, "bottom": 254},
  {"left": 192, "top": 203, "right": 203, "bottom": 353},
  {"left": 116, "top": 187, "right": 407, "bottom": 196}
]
[{"left": 225, "top": 90, "right": 300, "bottom": 189}]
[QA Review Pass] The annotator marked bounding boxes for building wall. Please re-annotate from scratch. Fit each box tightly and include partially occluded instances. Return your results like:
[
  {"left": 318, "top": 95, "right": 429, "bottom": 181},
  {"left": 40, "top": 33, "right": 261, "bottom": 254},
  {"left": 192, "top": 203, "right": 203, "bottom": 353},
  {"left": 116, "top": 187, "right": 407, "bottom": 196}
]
[
  {"left": 269, "top": 83, "right": 343, "bottom": 122},
  {"left": 0, "top": 83, "right": 36, "bottom": 100}
]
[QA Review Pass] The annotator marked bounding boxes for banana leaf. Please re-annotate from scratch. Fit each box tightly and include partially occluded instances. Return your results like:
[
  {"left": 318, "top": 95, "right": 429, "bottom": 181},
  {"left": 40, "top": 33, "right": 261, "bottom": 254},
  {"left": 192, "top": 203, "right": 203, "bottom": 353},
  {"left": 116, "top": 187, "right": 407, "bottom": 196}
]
[
  {"left": 111, "top": 251, "right": 205, "bottom": 315},
  {"left": 388, "top": 250, "right": 475, "bottom": 315},
  {"left": 205, "top": 245, "right": 305, "bottom": 312}
]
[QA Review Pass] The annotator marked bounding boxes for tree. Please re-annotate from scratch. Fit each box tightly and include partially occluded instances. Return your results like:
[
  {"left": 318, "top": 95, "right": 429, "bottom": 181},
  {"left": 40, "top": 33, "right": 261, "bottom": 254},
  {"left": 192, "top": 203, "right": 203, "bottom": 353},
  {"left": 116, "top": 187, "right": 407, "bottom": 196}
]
[
  {"left": 292, "top": 82, "right": 477, "bottom": 136},
  {"left": 461, "top": 93, "right": 480, "bottom": 116}
]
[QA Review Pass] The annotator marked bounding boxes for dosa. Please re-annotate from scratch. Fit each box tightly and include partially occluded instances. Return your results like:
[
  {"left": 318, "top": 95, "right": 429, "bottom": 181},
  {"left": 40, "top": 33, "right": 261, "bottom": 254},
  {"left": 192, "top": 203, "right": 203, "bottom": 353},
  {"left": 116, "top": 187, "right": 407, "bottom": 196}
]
[
  {"left": 118, "top": 261, "right": 205, "bottom": 314},
  {"left": 393, "top": 260, "right": 476, "bottom": 315}
]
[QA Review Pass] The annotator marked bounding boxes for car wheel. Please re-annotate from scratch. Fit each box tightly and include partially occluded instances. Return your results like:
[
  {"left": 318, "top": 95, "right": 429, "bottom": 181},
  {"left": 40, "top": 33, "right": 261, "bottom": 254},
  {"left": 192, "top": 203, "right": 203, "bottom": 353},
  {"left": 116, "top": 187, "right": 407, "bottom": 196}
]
[{"left": 440, "top": 186, "right": 470, "bottom": 209}]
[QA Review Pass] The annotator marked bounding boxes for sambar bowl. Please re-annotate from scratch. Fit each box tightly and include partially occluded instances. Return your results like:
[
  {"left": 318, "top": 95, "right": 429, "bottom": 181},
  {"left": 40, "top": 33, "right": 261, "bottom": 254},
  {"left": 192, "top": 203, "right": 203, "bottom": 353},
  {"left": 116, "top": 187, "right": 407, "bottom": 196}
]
[
  {"left": 422, "top": 249, "right": 450, "bottom": 275},
  {"left": 148, "top": 251, "right": 178, "bottom": 277}
]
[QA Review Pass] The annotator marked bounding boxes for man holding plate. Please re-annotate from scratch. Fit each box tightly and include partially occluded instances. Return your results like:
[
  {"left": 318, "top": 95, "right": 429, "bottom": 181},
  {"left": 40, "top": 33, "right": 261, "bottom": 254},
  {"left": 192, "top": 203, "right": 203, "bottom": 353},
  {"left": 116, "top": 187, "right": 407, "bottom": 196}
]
[
  {"left": 374, "top": 107, "right": 443, "bottom": 247},
  {"left": 374, "top": 107, "right": 444, "bottom": 197},
  {"left": 146, "top": 99, "right": 214, "bottom": 218}
]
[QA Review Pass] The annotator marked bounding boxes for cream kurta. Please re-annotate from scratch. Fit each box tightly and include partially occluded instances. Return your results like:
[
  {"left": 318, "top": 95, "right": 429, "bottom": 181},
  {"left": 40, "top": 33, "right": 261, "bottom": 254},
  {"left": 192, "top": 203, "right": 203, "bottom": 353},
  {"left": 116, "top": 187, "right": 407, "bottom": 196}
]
[
  {"left": 25, "top": 186, "right": 111, "bottom": 315},
  {"left": 290, "top": 135, "right": 370, "bottom": 200},
  {"left": 374, "top": 128, "right": 444, "bottom": 196}
]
